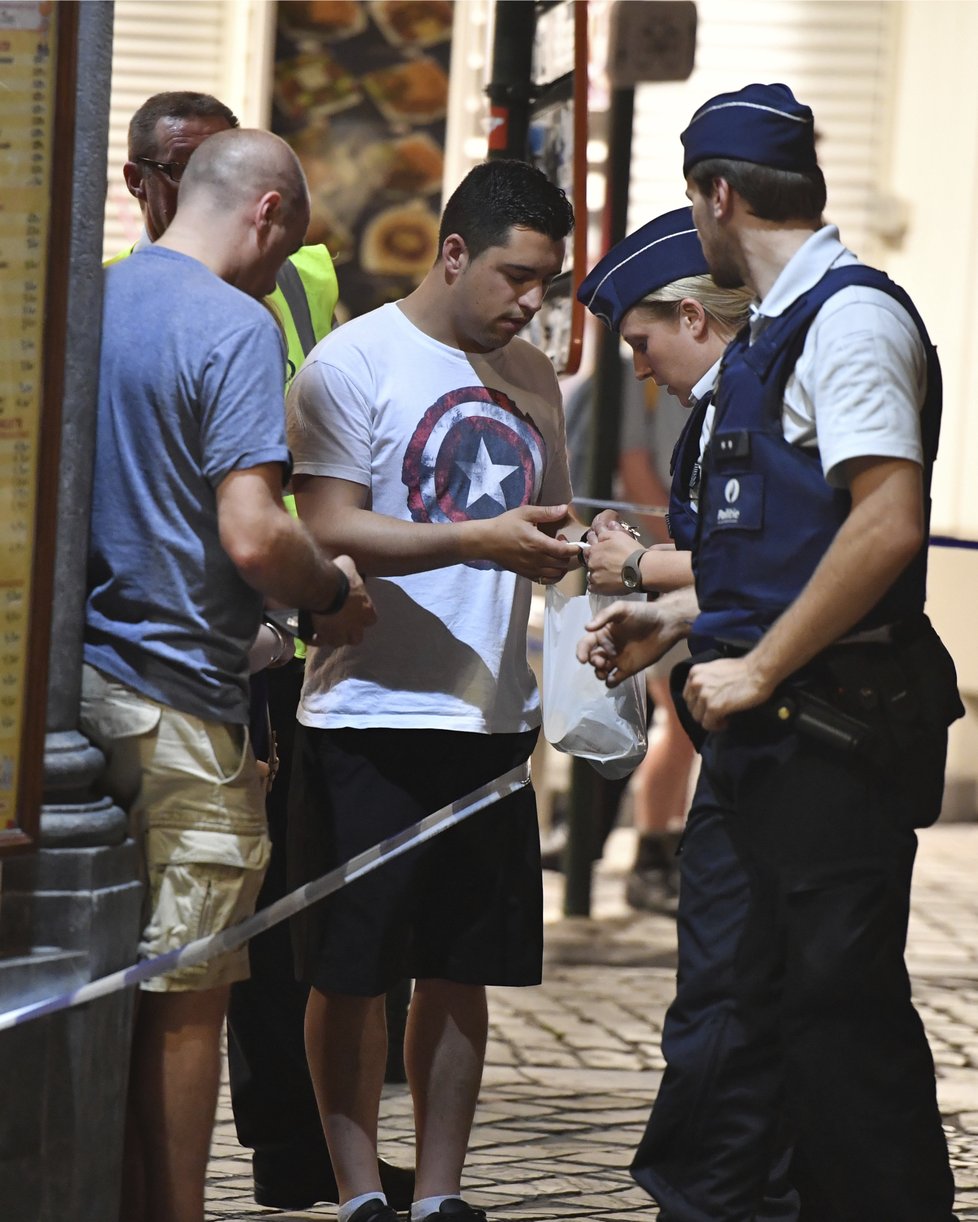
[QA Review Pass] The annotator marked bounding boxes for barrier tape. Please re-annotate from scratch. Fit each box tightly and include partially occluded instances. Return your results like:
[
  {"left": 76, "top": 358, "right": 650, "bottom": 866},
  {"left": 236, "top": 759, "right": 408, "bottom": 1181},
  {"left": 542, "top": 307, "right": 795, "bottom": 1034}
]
[
  {"left": 930, "top": 535, "right": 978, "bottom": 551},
  {"left": 0, "top": 762, "right": 531, "bottom": 1033},
  {"left": 572, "top": 495, "right": 667, "bottom": 518}
]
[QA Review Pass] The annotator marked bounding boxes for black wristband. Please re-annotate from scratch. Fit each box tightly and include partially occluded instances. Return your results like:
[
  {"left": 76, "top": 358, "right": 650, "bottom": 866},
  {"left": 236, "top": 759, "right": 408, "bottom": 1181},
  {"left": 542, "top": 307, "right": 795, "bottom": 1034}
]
[
  {"left": 320, "top": 568, "right": 350, "bottom": 615},
  {"left": 297, "top": 570, "right": 351, "bottom": 641}
]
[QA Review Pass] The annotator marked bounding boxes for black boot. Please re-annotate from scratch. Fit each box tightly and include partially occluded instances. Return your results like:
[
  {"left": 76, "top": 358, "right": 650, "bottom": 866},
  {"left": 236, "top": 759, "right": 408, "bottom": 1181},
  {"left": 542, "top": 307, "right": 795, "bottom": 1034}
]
[{"left": 624, "top": 831, "right": 682, "bottom": 916}]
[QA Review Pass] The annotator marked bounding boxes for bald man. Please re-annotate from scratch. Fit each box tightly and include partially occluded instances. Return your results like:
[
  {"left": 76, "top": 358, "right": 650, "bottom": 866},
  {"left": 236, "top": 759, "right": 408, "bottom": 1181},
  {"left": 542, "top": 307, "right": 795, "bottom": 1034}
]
[{"left": 80, "top": 128, "right": 375, "bottom": 1222}]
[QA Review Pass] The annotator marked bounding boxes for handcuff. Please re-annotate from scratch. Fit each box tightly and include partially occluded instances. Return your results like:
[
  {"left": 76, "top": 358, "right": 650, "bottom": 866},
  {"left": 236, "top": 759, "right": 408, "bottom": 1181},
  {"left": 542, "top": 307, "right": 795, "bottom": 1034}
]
[{"left": 579, "top": 519, "right": 642, "bottom": 545}]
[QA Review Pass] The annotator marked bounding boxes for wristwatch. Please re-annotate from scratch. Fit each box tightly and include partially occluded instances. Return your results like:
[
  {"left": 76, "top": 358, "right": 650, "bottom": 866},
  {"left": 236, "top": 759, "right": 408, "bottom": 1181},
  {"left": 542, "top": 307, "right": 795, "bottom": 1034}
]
[{"left": 621, "top": 547, "right": 649, "bottom": 592}]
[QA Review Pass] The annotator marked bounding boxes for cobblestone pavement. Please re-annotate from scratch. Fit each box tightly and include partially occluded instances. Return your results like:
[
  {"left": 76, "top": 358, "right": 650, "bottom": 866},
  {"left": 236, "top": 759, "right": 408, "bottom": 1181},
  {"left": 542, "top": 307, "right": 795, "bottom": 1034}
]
[{"left": 205, "top": 822, "right": 978, "bottom": 1220}]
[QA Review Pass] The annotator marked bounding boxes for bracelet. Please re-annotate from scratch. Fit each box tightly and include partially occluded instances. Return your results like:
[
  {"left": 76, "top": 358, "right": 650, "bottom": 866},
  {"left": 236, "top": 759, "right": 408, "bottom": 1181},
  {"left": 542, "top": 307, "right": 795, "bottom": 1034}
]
[{"left": 262, "top": 619, "right": 290, "bottom": 667}]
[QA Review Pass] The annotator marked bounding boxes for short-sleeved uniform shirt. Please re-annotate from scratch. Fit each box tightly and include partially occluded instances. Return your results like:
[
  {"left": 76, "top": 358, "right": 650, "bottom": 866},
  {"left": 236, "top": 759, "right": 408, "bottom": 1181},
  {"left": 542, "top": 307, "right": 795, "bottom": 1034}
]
[{"left": 752, "top": 224, "right": 926, "bottom": 480}]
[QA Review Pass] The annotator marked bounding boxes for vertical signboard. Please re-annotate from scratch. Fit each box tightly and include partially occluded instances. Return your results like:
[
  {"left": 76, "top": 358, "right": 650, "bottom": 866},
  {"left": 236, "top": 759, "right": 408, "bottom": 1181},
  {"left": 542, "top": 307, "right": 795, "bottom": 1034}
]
[{"left": 0, "top": 0, "right": 73, "bottom": 852}]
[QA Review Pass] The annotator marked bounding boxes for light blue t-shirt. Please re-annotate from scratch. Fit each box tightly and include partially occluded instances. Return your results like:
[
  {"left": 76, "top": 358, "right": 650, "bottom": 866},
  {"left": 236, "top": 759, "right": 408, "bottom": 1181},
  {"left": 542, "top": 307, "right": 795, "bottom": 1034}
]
[{"left": 85, "top": 246, "right": 291, "bottom": 724}]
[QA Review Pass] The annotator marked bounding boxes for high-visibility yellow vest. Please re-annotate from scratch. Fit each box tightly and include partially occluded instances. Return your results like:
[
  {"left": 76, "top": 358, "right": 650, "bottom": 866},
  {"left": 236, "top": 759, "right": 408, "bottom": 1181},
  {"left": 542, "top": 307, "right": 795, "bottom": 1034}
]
[
  {"left": 267, "top": 243, "right": 338, "bottom": 391},
  {"left": 102, "top": 245, "right": 132, "bottom": 267},
  {"left": 269, "top": 246, "right": 338, "bottom": 659}
]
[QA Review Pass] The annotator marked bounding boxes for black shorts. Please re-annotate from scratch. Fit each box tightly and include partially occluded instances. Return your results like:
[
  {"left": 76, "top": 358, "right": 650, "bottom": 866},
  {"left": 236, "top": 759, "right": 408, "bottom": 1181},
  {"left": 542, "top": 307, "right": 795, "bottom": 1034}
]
[{"left": 287, "top": 725, "right": 543, "bottom": 996}]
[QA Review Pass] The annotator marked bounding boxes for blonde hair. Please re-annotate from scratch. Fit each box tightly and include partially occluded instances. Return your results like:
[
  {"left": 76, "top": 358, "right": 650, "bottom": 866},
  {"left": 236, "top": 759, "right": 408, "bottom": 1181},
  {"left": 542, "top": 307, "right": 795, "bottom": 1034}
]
[{"left": 632, "top": 274, "right": 753, "bottom": 340}]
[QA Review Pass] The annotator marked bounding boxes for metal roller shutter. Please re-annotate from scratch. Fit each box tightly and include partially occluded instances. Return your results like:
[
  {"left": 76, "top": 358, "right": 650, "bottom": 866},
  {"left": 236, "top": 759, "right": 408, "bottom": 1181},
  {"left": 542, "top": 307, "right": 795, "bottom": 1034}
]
[
  {"left": 626, "top": 0, "right": 897, "bottom": 267},
  {"left": 102, "top": 0, "right": 273, "bottom": 261}
]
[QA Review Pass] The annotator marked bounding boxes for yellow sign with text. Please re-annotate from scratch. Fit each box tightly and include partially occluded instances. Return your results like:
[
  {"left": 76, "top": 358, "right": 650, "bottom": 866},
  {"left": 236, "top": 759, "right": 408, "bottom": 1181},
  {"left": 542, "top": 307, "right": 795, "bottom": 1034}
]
[{"left": 0, "top": 1, "right": 56, "bottom": 834}]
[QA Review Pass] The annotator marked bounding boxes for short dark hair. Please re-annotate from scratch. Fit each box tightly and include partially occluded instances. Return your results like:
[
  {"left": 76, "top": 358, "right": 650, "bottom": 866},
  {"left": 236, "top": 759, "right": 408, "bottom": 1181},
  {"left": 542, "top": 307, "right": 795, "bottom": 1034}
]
[
  {"left": 128, "top": 91, "right": 239, "bottom": 159},
  {"left": 690, "top": 157, "right": 826, "bottom": 224},
  {"left": 438, "top": 159, "right": 575, "bottom": 259}
]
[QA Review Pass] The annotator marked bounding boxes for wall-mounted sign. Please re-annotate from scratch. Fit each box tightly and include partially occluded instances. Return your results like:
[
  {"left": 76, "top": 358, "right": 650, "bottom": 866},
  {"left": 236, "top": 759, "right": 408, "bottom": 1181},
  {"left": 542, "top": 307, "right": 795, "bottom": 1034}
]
[
  {"left": 0, "top": 0, "right": 70, "bottom": 853},
  {"left": 608, "top": 0, "right": 697, "bottom": 87}
]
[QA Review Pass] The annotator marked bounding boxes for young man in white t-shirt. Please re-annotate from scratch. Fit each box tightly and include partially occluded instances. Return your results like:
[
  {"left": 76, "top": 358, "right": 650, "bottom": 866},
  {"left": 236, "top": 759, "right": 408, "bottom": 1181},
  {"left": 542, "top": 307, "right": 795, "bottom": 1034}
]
[{"left": 285, "top": 159, "right": 581, "bottom": 1222}]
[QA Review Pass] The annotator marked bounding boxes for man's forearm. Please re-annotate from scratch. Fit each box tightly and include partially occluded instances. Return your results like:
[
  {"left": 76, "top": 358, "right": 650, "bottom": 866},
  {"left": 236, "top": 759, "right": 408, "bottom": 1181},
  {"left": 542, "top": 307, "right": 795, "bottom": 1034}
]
[
  {"left": 744, "top": 465, "right": 923, "bottom": 695},
  {"left": 299, "top": 502, "right": 486, "bottom": 576},
  {"left": 661, "top": 583, "right": 700, "bottom": 633},
  {"left": 295, "top": 491, "right": 577, "bottom": 581},
  {"left": 238, "top": 513, "right": 348, "bottom": 610}
]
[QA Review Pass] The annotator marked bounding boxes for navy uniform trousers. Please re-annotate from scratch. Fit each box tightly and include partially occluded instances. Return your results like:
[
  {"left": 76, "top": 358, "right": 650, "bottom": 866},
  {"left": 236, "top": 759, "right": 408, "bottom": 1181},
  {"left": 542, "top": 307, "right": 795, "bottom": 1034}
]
[
  {"left": 631, "top": 765, "right": 799, "bottom": 1222},
  {"left": 633, "top": 722, "right": 956, "bottom": 1222}
]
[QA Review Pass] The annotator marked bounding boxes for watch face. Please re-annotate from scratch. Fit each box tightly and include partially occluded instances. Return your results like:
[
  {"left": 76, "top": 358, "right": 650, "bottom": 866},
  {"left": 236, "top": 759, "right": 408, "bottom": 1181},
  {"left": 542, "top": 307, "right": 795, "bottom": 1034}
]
[{"left": 621, "top": 548, "right": 645, "bottom": 592}]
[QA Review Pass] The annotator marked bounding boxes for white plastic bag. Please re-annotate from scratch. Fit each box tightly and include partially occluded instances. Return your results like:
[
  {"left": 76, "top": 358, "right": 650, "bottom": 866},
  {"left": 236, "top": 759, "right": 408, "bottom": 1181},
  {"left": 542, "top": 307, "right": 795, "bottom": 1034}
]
[{"left": 541, "top": 585, "right": 648, "bottom": 779}]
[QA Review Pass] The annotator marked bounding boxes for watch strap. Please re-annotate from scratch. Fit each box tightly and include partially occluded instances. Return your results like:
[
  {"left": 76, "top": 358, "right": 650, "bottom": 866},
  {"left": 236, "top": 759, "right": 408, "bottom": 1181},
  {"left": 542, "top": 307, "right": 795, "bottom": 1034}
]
[{"left": 621, "top": 547, "right": 649, "bottom": 592}]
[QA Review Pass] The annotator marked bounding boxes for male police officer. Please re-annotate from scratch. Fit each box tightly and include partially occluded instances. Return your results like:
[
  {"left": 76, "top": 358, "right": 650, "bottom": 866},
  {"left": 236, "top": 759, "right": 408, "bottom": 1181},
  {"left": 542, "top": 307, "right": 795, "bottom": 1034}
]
[{"left": 652, "top": 82, "right": 963, "bottom": 1220}]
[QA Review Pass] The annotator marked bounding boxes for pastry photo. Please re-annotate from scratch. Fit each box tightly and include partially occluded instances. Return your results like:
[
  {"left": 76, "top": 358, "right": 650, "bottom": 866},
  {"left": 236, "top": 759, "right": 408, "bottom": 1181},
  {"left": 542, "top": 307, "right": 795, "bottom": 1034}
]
[
  {"left": 275, "top": 50, "right": 363, "bottom": 120},
  {"left": 369, "top": 0, "right": 453, "bottom": 48},
  {"left": 278, "top": 0, "right": 368, "bottom": 42},
  {"left": 360, "top": 202, "right": 440, "bottom": 279},
  {"left": 361, "top": 56, "right": 449, "bottom": 125}
]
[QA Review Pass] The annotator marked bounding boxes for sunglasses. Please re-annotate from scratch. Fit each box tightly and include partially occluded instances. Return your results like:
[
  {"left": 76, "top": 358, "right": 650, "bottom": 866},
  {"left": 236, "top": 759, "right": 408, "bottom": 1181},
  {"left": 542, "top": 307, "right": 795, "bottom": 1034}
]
[{"left": 134, "top": 156, "right": 188, "bottom": 184}]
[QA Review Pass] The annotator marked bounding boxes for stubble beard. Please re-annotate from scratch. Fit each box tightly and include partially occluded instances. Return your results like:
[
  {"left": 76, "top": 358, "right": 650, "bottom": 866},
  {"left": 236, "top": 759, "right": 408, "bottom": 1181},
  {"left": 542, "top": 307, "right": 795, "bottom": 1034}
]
[
  {"left": 711, "top": 262, "right": 746, "bottom": 290},
  {"left": 699, "top": 226, "right": 745, "bottom": 290}
]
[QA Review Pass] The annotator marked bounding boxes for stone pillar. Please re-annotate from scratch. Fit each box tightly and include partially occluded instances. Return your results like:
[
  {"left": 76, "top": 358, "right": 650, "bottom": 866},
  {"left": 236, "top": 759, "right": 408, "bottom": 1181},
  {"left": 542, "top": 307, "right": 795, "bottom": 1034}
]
[{"left": 0, "top": 5, "right": 144, "bottom": 1219}]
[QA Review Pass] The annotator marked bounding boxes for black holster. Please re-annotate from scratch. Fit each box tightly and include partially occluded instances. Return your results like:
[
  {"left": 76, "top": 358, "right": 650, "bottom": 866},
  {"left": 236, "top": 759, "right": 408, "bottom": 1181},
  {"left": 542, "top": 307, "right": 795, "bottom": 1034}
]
[{"left": 671, "top": 618, "right": 964, "bottom": 825}]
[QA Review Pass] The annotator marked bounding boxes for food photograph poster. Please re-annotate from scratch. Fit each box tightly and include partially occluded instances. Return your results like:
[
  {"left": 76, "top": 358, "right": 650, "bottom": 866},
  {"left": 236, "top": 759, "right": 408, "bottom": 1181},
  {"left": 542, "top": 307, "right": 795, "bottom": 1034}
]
[{"left": 273, "top": 0, "right": 454, "bottom": 321}]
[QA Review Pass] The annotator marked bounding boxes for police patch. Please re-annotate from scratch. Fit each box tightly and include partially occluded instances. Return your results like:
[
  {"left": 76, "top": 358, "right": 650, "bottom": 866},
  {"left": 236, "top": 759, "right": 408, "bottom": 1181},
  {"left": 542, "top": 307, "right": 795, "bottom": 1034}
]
[{"left": 402, "top": 386, "right": 547, "bottom": 570}]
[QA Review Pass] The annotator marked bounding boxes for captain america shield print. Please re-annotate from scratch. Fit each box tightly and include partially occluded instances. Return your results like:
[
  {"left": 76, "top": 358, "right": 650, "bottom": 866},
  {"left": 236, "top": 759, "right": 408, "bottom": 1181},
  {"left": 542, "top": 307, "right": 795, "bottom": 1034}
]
[{"left": 402, "top": 385, "right": 547, "bottom": 568}]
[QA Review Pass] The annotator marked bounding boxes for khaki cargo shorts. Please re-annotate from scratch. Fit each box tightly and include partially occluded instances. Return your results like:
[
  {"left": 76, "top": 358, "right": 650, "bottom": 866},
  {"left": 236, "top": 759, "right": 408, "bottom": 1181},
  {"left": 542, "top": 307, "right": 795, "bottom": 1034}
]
[{"left": 80, "top": 665, "right": 270, "bottom": 992}]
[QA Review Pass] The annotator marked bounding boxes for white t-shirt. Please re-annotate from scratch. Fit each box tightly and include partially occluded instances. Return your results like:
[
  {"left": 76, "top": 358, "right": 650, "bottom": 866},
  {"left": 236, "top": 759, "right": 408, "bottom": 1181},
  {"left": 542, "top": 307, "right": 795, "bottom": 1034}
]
[
  {"left": 287, "top": 301, "right": 573, "bottom": 733},
  {"left": 749, "top": 225, "right": 926, "bottom": 487}
]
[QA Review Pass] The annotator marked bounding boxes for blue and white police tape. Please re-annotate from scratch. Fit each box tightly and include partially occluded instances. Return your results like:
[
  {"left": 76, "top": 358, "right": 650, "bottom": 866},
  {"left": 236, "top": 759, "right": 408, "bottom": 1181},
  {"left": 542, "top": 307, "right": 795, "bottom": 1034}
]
[{"left": 0, "top": 762, "right": 531, "bottom": 1033}]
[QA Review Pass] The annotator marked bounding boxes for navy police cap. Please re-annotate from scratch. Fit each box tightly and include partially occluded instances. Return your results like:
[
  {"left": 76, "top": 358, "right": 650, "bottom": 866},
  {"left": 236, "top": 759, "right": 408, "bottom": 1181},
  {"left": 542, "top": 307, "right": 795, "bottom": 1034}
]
[
  {"left": 681, "top": 82, "right": 817, "bottom": 177},
  {"left": 576, "top": 206, "right": 708, "bottom": 333}
]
